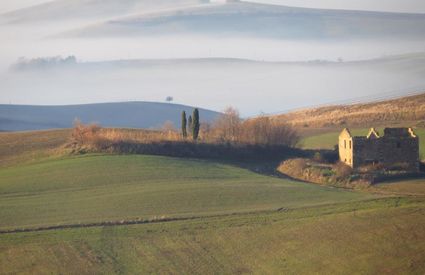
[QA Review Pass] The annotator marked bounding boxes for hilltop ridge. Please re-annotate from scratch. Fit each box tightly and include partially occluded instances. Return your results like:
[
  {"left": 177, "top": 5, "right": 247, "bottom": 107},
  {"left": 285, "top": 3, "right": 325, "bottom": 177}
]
[
  {"left": 0, "top": 102, "right": 220, "bottom": 132},
  {"left": 272, "top": 92, "right": 425, "bottom": 129}
]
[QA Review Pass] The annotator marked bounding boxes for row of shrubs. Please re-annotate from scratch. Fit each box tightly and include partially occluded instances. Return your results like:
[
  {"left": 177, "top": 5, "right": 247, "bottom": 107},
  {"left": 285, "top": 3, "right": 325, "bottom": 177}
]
[
  {"left": 278, "top": 155, "right": 425, "bottom": 188},
  {"left": 277, "top": 158, "right": 357, "bottom": 187},
  {"left": 68, "top": 121, "right": 306, "bottom": 161}
]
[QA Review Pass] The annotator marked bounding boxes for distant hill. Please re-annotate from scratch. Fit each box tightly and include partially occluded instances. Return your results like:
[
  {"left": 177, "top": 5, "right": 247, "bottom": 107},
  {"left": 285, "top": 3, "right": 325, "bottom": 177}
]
[
  {"left": 272, "top": 93, "right": 425, "bottom": 129},
  {"left": 0, "top": 0, "right": 206, "bottom": 24},
  {"left": 64, "top": 1, "right": 425, "bottom": 40},
  {"left": 0, "top": 102, "right": 220, "bottom": 132},
  {"left": 5, "top": 54, "right": 425, "bottom": 116}
]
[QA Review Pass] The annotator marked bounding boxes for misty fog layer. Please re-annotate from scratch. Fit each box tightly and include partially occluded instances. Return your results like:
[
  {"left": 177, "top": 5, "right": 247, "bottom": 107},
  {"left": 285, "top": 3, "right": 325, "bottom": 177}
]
[
  {"left": 1, "top": 0, "right": 425, "bottom": 116},
  {"left": 3, "top": 55, "right": 425, "bottom": 116}
]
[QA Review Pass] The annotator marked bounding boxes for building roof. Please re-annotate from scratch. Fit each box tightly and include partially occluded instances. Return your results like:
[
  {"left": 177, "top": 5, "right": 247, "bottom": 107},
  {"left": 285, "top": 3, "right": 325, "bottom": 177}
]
[
  {"left": 384, "top": 127, "right": 417, "bottom": 138},
  {"left": 366, "top": 128, "right": 380, "bottom": 139},
  {"left": 340, "top": 127, "right": 417, "bottom": 140},
  {"left": 339, "top": 128, "right": 352, "bottom": 138}
]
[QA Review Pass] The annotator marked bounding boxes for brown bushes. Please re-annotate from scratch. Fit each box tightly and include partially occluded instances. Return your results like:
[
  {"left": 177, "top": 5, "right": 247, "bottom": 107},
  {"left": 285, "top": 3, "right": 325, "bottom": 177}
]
[
  {"left": 67, "top": 106, "right": 301, "bottom": 160},
  {"left": 278, "top": 159, "right": 359, "bottom": 187},
  {"left": 70, "top": 119, "right": 101, "bottom": 146},
  {"left": 334, "top": 162, "right": 353, "bottom": 179},
  {"left": 210, "top": 108, "right": 300, "bottom": 146},
  {"left": 70, "top": 106, "right": 300, "bottom": 150},
  {"left": 67, "top": 119, "right": 304, "bottom": 160},
  {"left": 240, "top": 117, "right": 299, "bottom": 146}
]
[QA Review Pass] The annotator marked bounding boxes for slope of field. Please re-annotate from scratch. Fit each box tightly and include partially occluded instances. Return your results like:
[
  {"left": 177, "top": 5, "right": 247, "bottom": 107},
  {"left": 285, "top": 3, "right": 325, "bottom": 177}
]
[
  {"left": 300, "top": 127, "right": 425, "bottom": 159},
  {"left": 276, "top": 93, "right": 425, "bottom": 129},
  {"left": 0, "top": 102, "right": 220, "bottom": 132},
  {"left": 66, "top": 1, "right": 425, "bottom": 40},
  {"left": 0, "top": 129, "right": 70, "bottom": 168},
  {"left": 0, "top": 130, "right": 423, "bottom": 273},
  {"left": 0, "top": 154, "right": 373, "bottom": 231},
  {"left": 372, "top": 179, "right": 425, "bottom": 196},
  {"left": 0, "top": 198, "right": 423, "bottom": 274}
]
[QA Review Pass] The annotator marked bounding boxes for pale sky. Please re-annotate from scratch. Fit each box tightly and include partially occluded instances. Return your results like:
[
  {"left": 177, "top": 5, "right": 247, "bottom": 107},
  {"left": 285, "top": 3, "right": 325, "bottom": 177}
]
[{"left": 1, "top": 0, "right": 425, "bottom": 14}]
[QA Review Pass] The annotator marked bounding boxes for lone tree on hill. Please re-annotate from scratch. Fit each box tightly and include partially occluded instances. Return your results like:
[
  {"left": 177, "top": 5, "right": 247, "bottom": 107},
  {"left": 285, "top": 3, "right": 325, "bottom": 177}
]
[
  {"left": 181, "top": 111, "right": 187, "bottom": 138},
  {"left": 192, "top": 108, "right": 200, "bottom": 140}
]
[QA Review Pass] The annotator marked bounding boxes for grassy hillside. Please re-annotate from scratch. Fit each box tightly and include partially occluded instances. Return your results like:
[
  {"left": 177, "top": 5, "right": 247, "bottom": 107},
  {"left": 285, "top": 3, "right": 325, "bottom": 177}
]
[
  {"left": 0, "top": 154, "right": 372, "bottom": 231},
  {"left": 372, "top": 179, "right": 425, "bottom": 196},
  {"left": 274, "top": 93, "right": 425, "bottom": 129},
  {"left": 301, "top": 127, "right": 425, "bottom": 158},
  {"left": 0, "top": 198, "right": 423, "bottom": 274},
  {"left": 0, "top": 129, "right": 70, "bottom": 168},
  {"left": 0, "top": 130, "right": 424, "bottom": 273}
]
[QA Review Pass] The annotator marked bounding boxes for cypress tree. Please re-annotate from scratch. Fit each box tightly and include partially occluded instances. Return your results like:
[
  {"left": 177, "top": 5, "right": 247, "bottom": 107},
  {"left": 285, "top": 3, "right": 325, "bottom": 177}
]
[
  {"left": 188, "top": 115, "right": 193, "bottom": 132},
  {"left": 181, "top": 111, "right": 187, "bottom": 138},
  {"left": 192, "top": 108, "right": 200, "bottom": 140}
]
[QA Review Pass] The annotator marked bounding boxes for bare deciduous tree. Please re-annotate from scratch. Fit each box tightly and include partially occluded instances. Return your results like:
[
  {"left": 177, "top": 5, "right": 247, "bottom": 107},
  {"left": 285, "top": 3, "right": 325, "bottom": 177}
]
[
  {"left": 211, "top": 107, "right": 299, "bottom": 146},
  {"left": 213, "top": 107, "right": 242, "bottom": 142}
]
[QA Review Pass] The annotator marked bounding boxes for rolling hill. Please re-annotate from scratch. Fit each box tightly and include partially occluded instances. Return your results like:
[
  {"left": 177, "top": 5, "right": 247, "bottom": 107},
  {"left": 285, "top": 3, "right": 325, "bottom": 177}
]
[
  {"left": 0, "top": 0, "right": 207, "bottom": 24},
  {"left": 0, "top": 102, "right": 220, "bottom": 131},
  {"left": 273, "top": 92, "right": 425, "bottom": 129},
  {"left": 0, "top": 135, "right": 423, "bottom": 273},
  {"left": 64, "top": 1, "right": 425, "bottom": 40},
  {"left": 5, "top": 54, "right": 425, "bottom": 116},
  {"left": 0, "top": 154, "right": 371, "bottom": 231}
]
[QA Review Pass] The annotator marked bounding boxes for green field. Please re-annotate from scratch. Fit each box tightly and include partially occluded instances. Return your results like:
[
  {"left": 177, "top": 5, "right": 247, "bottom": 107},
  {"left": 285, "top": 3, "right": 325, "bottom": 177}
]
[
  {"left": 0, "top": 130, "right": 424, "bottom": 274},
  {"left": 0, "top": 154, "right": 371, "bottom": 231},
  {"left": 301, "top": 128, "right": 425, "bottom": 158},
  {"left": 0, "top": 198, "right": 424, "bottom": 274},
  {"left": 372, "top": 179, "right": 425, "bottom": 196}
]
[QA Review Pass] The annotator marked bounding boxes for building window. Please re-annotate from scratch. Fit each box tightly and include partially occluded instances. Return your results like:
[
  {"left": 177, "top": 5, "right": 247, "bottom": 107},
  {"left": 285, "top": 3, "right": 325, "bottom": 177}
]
[
  {"left": 344, "top": 140, "right": 346, "bottom": 149},
  {"left": 349, "top": 140, "right": 352, "bottom": 149}
]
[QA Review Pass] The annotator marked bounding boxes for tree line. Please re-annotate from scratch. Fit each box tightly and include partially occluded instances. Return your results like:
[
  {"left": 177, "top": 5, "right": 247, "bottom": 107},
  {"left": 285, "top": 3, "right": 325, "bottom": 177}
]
[
  {"left": 181, "top": 108, "right": 200, "bottom": 140},
  {"left": 181, "top": 107, "right": 299, "bottom": 147}
]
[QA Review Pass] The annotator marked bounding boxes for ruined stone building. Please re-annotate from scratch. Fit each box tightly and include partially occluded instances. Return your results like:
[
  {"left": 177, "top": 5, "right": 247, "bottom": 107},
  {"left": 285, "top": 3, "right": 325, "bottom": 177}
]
[{"left": 339, "top": 128, "right": 420, "bottom": 172}]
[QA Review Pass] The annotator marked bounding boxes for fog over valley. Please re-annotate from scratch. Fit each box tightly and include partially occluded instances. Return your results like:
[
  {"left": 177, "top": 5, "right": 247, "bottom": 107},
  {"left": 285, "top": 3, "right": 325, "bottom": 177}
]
[
  {"left": 1, "top": 0, "right": 425, "bottom": 116},
  {"left": 3, "top": 54, "right": 425, "bottom": 116}
]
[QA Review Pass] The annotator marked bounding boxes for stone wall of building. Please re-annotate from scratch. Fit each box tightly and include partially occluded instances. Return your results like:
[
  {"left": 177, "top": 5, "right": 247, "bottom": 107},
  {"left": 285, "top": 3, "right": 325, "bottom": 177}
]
[
  {"left": 352, "top": 137, "right": 381, "bottom": 167},
  {"left": 338, "top": 129, "right": 353, "bottom": 167},
  {"left": 378, "top": 129, "right": 419, "bottom": 171},
  {"left": 339, "top": 128, "right": 420, "bottom": 172}
]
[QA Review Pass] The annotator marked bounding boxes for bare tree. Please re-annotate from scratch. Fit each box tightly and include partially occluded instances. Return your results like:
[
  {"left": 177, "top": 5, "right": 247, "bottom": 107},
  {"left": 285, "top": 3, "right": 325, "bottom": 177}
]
[
  {"left": 212, "top": 109, "right": 299, "bottom": 146},
  {"left": 213, "top": 107, "right": 242, "bottom": 142}
]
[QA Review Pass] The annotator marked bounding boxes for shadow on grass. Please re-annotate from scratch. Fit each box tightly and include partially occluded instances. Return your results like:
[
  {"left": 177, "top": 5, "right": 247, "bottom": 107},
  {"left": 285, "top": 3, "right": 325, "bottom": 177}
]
[{"left": 89, "top": 140, "right": 337, "bottom": 181}]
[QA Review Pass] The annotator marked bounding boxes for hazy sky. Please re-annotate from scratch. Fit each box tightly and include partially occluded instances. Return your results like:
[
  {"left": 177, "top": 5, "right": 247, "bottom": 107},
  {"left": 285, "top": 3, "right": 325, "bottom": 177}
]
[
  {"left": 1, "top": 0, "right": 425, "bottom": 13},
  {"left": 1, "top": 0, "right": 424, "bottom": 114},
  {"left": 252, "top": 0, "right": 425, "bottom": 13}
]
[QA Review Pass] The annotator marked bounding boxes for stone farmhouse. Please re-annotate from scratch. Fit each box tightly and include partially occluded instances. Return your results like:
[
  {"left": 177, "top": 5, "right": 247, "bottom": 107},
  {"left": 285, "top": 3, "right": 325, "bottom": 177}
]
[{"left": 339, "top": 127, "right": 420, "bottom": 172}]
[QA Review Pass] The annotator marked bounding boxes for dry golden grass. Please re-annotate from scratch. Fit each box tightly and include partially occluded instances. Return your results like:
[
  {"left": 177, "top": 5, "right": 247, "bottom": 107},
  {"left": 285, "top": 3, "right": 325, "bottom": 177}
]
[
  {"left": 0, "top": 129, "right": 70, "bottom": 168},
  {"left": 273, "top": 93, "right": 425, "bottom": 129},
  {"left": 98, "top": 127, "right": 181, "bottom": 143},
  {"left": 68, "top": 118, "right": 300, "bottom": 155}
]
